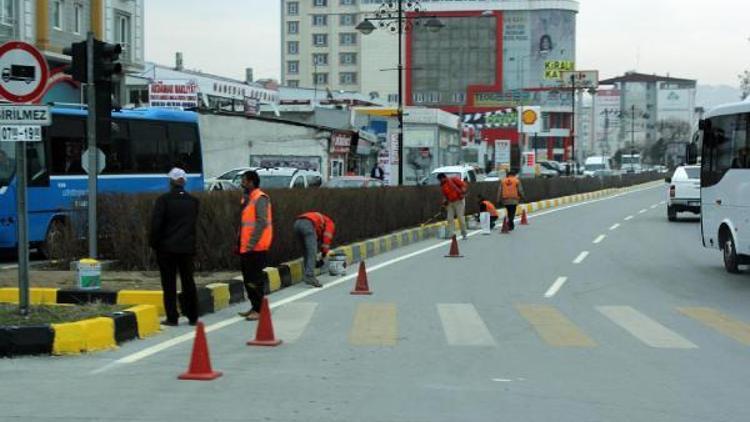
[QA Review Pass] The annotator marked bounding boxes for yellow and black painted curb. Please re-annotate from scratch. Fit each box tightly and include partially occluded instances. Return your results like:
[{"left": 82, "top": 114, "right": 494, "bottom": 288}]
[{"left": 0, "top": 179, "right": 661, "bottom": 357}]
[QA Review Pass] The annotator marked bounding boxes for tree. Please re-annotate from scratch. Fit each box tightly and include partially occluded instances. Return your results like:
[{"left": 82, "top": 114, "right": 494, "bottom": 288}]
[
  {"left": 648, "top": 119, "right": 692, "bottom": 164},
  {"left": 740, "top": 70, "right": 750, "bottom": 100}
]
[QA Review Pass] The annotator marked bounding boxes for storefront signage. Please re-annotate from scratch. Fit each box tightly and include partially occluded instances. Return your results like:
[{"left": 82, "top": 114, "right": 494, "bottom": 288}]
[
  {"left": 330, "top": 132, "right": 352, "bottom": 154},
  {"left": 149, "top": 80, "right": 199, "bottom": 109},
  {"left": 544, "top": 60, "right": 574, "bottom": 80},
  {"left": 474, "top": 91, "right": 533, "bottom": 108}
]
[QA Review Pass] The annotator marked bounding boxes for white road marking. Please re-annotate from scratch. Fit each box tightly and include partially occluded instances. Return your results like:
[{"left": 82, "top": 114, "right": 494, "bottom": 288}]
[
  {"left": 544, "top": 277, "right": 568, "bottom": 298},
  {"left": 625, "top": 215, "right": 634, "bottom": 221},
  {"left": 639, "top": 209, "right": 648, "bottom": 214},
  {"left": 1, "top": 265, "right": 17, "bottom": 270},
  {"left": 609, "top": 223, "right": 620, "bottom": 231},
  {"left": 97, "top": 183, "right": 663, "bottom": 369},
  {"left": 492, "top": 378, "right": 513, "bottom": 383},
  {"left": 650, "top": 204, "right": 658, "bottom": 209},
  {"left": 438, "top": 304, "right": 496, "bottom": 346},
  {"left": 597, "top": 306, "right": 697, "bottom": 349},
  {"left": 573, "top": 251, "right": 589, "bottom": 264},
  {"left": 272, "top": 302, "right": 318, "bottom": 343},
  {"left": 593, "top": 235, "right": 606, "bottom": 244}
]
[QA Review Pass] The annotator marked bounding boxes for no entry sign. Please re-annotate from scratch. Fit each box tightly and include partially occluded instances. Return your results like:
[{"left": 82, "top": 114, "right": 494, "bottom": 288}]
[{"left": 0, "top": 41, "right": 50, "bottom": 103}]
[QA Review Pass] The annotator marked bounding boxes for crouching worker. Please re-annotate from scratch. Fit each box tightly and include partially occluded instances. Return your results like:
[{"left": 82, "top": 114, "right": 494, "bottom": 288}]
[
  {"left": 477, "top": 195, "right": 499, "bottom": 229},
  {"left": 294, "top": 212, "right": 336, "bottom": 288}
]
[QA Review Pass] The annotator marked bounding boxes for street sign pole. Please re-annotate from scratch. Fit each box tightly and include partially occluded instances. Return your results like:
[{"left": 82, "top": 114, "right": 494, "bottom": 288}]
[
  {"left": 15, "top": 141, "right": 28, "bottom": 315},
  {"left": 86, "top": 32, "right": 97, "bottom": 258}
]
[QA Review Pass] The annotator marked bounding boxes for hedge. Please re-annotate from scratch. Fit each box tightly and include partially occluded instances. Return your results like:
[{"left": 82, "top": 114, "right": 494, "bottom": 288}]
[{"left": 54, "top": 172, "right": 661, "bottom": 271}]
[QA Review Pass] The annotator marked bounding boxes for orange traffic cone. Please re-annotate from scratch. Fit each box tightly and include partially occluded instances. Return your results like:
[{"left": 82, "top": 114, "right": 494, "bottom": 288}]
[
  {"left": 178, "top": 322, "right": 222, "bottom": 381},
  {"left": 520, "top": 209, "right": 529, "bottom": 225},
  {"left": 445, "top": 235, "right": 463, "bottom": 258},
  {"left": 247, "top": 297, "right": 282, "bottom": 347},
  {"left": 351, "top": 261, "right": 373, "bottom": 295},
  {"left": 500, "top": 217, "right": 510, "bottom": 234}
]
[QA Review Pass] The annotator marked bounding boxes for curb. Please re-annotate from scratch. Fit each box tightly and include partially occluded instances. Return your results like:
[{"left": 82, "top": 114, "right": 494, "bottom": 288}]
[{"left": 0, "top": 179, "right": 661, "bottom": 357}]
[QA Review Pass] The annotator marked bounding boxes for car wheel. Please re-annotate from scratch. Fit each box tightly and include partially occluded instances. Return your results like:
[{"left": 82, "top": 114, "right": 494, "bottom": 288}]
[
  {"left": 723, "top": 234, "right": 741, "bottom": 274},
  {"left": 39, "top": 219, "right": 66, "bottom": 260},
  {"left": 667, "top": 206, "right": 677, "bottom": 222}
]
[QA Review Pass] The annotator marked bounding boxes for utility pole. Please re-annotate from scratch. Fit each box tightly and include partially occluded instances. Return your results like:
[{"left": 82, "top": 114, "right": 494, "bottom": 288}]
[
  {"left": 569, "top": 74, "right": 576, "bottom": 175},
  {"left": 86, "top": 31, "right": 97, "bottom": 258}
]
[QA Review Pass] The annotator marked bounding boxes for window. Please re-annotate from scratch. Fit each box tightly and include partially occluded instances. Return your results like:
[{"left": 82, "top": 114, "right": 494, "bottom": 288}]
[
  {"left": 313, "top": 53, "right": 328, "bottom": 66},
  {"left": 52, "top": 0, "right": 62, "bottom": 29},
  {"left": 339, "top": 33, "right": 357, "bottom": 46},
  {"left": 340, "top": 72, "right": 357, "bottom": 85},
  {"left": 307, "top": 175, "right": 323, "bottom": 187},
  {"left": 313, "top": 0, "right": 327, "bottom": 6},
  {"left": 292, "top": 175, "right": 306, "bottom": 188},
  {"left": 73, "top": 4, "right": 83, "bottom": 33},
  {"left": 340, "top": 14, "right": 356, "bottom": 26},
  {"left": 387, "top": 94, "right": 399, "bottom": 103},
  {"left": 340, "top": 0, "right": 355, "bottom": 4},
  {"left": 340, "top": 52, "right": 357, "bottom": 65},
  {"left": 312, "top": 15, "right": 327, "bottom": 26},
  {"left": 49, "top": 117, "right": 86, "bottom": 175},
  {"left": 1, "top": 0, "right": 14, "bottom": 26},
  {"left": 287, "top": 80, "right": 299, "bottom": 88},
  {"left": 117, "top": 15, "right": 131, "bottom": 48},
  {"left": 287, "top": 21, "right": 299, "bottom": 34},
  {"left": 287, "top": 61, "right": 299, "bottom": 74},
  {"left": 169, "top": 123, "right": 202, "bottom": 173},
  {"left": 313, "top": 73, "right": 328, "bottom": 85},
  {"left": 313, "top": 34, "right": 328, "bottom": 46},
  {"left": 130, "top": 121, "right": 170, "bottom": 173},
  {"left": 702, "top": 113, "right": 750, "bottom": 187},
  {"left": 286, "top": 1, "right": 298, "bottom": 15},
  {"left": 128, "top": 89, "right": 149, "bottom": 105},
  {"left": 287, "top": 41, "right": 299, "bottom": 55}
]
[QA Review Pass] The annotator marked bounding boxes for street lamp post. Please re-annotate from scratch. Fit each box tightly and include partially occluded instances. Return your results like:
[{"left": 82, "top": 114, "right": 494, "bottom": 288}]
[{"left": 357, "top": 0, "right": 444, "bottom": 185}]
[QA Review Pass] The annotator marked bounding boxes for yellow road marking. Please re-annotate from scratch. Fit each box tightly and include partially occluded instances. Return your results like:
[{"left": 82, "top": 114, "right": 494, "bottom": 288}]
[
  {"left": 678, "top": 307, "right": 750, "bottom": 345},
  {"left": 349, "top": 303, "right": 398, "bottom": 346},
  {"left": 516, "top": 304, "right": 597, "bottom": 347}
]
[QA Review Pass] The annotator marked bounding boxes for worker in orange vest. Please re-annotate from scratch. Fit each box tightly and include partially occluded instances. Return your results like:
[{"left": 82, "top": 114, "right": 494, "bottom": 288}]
[
  {"left": 496, "top": 169, "right": 525, "bottom": 231},
  {"left": 477, "top": 194, "right": 500, "bottom": 230},
  {"left": 236, "top": 170, "right": 273, "bottom": 321},
  {"left": 294, "top": 212, "right": 336, "bottom": 287},
  {"left": 438, "top": 173, "right": 468, "bottom": 240}
]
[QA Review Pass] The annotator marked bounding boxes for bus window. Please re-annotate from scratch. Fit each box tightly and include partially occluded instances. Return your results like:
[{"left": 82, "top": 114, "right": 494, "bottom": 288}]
[
  {"left": 100, "top": 119, "right": 133, "bottom": 174},
  {"left": 49, "top": 116, "right": 85, "bottom": 175},
  {"left": 26, "top": 142, "right": 48, "bottom": 186},
  {"left": 168, "top": 123, "right": 202, "bottom": 173},
  {"left": 703, "top": 114, "right": 749, "bottom": 187},
  {"left": 130, "top": 121, "right": 170, "bottom": 173},
  {"left": 0, "top": 142, "right": 15, "bottom": 187}
]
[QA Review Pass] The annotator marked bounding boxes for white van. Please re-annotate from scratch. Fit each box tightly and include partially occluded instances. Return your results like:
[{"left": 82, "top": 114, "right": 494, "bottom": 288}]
[
  {"left": 420, "top": 165, "right": 478, "bottom": 185},
  {"left": 583, "top": 156, "right": 612, "bottom": 177}
]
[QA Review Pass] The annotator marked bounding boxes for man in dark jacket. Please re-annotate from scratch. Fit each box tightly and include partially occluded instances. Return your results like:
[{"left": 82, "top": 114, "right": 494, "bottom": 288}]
[{"left": 149, "top": 168, "right": 200, "bottom": 326}]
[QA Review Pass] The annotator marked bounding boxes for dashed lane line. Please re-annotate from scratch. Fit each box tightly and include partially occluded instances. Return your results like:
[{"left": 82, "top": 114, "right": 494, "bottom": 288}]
[
  {"left": 639, "top": 209, "right": 648, "bottom": 214},
  {"left": 609, "top": 223, "right": 620, "bottom": 231},
  {"left": 593, "top": 235, "right": 606, "bottom": 244},
  {"left": 573, "top": 251, "right": 590, "bottom": 264},
  {"left": 544, "top": 277, "right": 568, "bottom": 298},
  {"left": 625, "top": 215, "right": 634, "bottom": 221}
]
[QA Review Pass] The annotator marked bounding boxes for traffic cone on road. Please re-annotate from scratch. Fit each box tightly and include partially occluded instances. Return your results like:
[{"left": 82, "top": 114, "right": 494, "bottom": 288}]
[
  {"left": 445, "top": 235, "right": 463, "bottom": 258},
  {"left": 351, "top": 261, "right": 373, "bottom": 295},
  {"left": 178, "top": 322, "right": 222, "bottom": 381},
  {"left": 247, "top": 297, "right": 282, "bottom": 347},
  {"left": 520, "top": 208, "right": 529, "bottom": 226},
  {"left": 500, "top": 217, "right": 510, "bottom": 234}
]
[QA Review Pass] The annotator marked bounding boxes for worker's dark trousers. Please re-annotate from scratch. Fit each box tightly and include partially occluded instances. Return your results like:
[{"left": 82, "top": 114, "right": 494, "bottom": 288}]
[
  {"left": 157, "top": 252, "right": 198, "bottom": 323},
  {"left": 241, "top": 251, "right": 267, "bottom": 312},
  {"left": 490, "top": 216, "right": 498, "bottom": 229},
  {"left": 505, "top": 205, "right": 518, "bottom": 230}
]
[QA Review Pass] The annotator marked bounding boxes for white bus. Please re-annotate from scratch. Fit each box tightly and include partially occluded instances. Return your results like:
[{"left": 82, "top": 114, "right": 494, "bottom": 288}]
[{"left": 698, "top": 101, "right": 750, "bottom": 273}]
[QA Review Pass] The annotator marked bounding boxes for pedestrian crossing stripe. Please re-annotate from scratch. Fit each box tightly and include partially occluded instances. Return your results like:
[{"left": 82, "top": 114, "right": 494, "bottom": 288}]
[
  {"left": 516, "top": 304, "right": 597, "bottom": 347},
  {"left": 597, "top": 306, "right": 697, "bottom": 349},
  {"left": 350, "top": 303, "right": 398, "bottom": 346},
  {"left": 678, "top": 307, "right": 750, "bottom": 346}
]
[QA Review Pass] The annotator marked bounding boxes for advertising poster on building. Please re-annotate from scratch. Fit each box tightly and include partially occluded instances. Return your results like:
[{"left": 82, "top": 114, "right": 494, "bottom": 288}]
[
  {"left": 149, "top": 80, "right": 199, "bottom": 109},
  {"left": 495, "top": 139, "right": 511, "bottom": 169}
]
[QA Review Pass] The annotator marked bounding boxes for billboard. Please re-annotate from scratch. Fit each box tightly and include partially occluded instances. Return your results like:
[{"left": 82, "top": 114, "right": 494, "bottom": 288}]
[{"left": 149, "top": 80, "right": 199, "bottom": 109}]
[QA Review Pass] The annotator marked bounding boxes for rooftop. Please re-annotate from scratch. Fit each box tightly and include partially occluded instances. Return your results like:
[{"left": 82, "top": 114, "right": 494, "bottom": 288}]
[{"left": 599, "top": 72, "right": 696, "bottom": 86}]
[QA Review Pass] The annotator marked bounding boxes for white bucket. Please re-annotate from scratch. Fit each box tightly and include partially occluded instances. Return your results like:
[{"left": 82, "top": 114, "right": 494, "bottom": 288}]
[
  {"left": 328, "top": 252, "right": 347, "bottom": 276},
  {"left": 438, "top": 225, "right": 447, "bottom": 239},
  {"left": 480, "top": 212, "right": 491, "bottom": 235},
  {"left": 77, "top": 258, "right": 101, "bottom": 290}
]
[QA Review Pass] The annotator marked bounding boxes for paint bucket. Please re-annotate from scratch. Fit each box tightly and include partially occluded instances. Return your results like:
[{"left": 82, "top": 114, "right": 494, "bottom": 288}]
[
  {"left": 328, "top": 252, "right": 347, "bottom": 276},
  {"left": 77, "top": 258, "right": 101, "bottom": 290},
  {"left": 480, "top": 212, "right": 491, "bottom": 235}
]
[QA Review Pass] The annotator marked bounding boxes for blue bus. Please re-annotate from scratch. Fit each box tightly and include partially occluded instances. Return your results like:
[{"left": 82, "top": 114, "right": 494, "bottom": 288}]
[{"left": 0, "top": 106, "right": 204, "bottom": 256}]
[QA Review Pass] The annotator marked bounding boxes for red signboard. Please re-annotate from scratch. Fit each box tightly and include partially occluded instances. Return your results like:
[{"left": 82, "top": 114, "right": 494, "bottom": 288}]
[{"left": 330, "top": 132, "right": 352, "bottom": 154}]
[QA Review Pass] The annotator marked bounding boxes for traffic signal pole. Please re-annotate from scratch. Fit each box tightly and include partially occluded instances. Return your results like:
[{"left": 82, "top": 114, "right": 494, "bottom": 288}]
[{"left": 86, "top": 31, "right": 97, "bottom": 258}]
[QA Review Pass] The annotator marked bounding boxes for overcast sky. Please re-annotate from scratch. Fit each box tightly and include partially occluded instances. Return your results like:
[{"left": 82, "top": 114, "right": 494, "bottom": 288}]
[{"left": 145, "top": 0, "right": 749, "bottom": 86}]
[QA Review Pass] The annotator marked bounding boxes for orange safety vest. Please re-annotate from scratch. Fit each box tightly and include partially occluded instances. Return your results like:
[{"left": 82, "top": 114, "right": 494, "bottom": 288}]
[
  {"left": 239, "top": 188, "right": 273, "bottom": 254},
  {"left": 481, "top": 200, "right": 499, "bottom": 217},
  {"left": 298, "top": 212, "right": 336, "bottom": 254},
  {"left": 441, "top": 177, "right": 467, "bottom": 202},
  {"left": 501, "top": 176, "right": 520, "bottom": 201}
]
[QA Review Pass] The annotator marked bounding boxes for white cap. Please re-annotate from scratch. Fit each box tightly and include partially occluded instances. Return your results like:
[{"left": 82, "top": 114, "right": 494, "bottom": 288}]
[{"left": 168, "top": 167, "right": 187, "bottom": 181}]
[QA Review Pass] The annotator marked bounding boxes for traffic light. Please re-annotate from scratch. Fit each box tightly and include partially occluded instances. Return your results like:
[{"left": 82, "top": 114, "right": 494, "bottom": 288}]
[
  {"left": 93, "top": 40, "right": 122, "bottom": 83},
  {"left": 62, "top": 41, "right": 87, "bottom": 83}
]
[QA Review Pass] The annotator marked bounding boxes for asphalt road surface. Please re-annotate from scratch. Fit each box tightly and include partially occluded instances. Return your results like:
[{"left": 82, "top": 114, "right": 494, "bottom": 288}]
[{"left": 3, "top": 184, "right": 750, "bottom": 422}]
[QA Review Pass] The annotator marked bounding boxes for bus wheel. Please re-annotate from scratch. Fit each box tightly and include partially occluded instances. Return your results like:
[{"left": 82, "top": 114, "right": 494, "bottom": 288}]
[
  {"left": 40, "top": 219, "right": 66, "bottom": 260},
  {"left": 722, "top": 232, "right": 740, "bottom": 274}
]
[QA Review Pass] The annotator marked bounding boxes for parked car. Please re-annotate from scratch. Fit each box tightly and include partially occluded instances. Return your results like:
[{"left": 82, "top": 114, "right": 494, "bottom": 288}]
[
  {"left": 230, "top": 167, "right": 323, "bottom": 189},
  {"left": 204, "top": 179, "right": 240, "bottom": 192},
  {"left": 215, "top": 167, "right": 255, "bottom": 181},
  {"left": 324, "top": 176, "right": 384, "bottom": 188},
  {"left": 539, "top": 161, "right": 561, "bottom": 177},
  {"left": 583, "top": 156, "right": 612, "bottom": 177},
  {"left": 666, "top": 165, "right": 701, "bottom": 221},
  {"left": 419, "top": 165, "right": 478, "bottom": 186}
]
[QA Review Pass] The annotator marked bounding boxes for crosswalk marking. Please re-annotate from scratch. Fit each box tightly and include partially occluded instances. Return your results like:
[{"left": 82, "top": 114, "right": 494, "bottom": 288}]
[
  {"left": 437, "top": 304, "right": 495, "bottom": 346},
  {"left": 273, "top": 302, "right": 318, "bottom": 343},
  {"left": 597, "top": 306, "right": 697, "bottom": 349},
  {"left": 516, "top": 304, "right": 597, "bottom": 348},
  {"left": 678, "top": 307, "right": 750, "bottom": 346},
  {"left": 350, "top": 303, "right": 398, "bottom": 346}
]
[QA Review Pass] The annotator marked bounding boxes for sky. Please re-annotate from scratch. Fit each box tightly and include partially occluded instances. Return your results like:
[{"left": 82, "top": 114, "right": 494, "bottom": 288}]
[{"left": 145, "top": 0, "right": 750, "bottom": 87}]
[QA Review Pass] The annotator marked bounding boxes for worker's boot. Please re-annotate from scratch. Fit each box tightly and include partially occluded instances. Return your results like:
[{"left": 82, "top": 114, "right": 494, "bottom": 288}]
[{"left": 304, "top": 276, "right": 323, "bottom": 288}]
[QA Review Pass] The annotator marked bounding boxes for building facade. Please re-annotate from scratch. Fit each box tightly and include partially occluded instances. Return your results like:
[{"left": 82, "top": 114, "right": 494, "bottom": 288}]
[{"left": 0, "top": 0, "right": 144, "bottom": 103}]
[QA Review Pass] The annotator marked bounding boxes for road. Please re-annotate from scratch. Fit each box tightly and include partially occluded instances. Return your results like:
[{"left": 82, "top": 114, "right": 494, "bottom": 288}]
[{"left": 2, "top": 184, "right": 750, "bottom": 422}]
